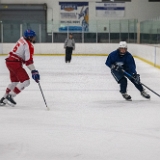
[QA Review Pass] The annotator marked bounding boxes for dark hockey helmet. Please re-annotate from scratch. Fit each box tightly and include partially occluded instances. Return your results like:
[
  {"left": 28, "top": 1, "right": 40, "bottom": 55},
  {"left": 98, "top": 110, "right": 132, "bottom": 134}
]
[{"left": 24, "top": 29, "right": 36, "bottom": 38}]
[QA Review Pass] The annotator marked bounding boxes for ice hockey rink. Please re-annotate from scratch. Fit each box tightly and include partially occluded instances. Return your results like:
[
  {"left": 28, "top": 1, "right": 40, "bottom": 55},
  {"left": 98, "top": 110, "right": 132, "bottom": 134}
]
[{"left": 0, "top": 55, "right": 160, "bottom": 160}]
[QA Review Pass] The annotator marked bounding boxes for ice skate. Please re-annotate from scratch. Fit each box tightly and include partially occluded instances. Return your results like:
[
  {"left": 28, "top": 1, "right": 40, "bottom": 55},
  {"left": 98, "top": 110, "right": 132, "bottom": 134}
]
[
  {"left": 141, "top": 90, "right": 150, "bottom": 99},
  {"left": 6, "top": 94, "right": 17, "bottom": 105},
  {"left": 121, "top": 93, "right": 132, "bottom": 101},
  {"left": 0, "top": 97, "right": 6, "bottom": 106}
]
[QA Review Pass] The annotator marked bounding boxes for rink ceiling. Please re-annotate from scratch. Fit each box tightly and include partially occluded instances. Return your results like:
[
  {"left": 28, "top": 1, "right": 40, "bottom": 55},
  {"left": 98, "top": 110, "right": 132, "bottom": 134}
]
[{"left": 0, "top": 56, "right": 160, "bottom": 160}]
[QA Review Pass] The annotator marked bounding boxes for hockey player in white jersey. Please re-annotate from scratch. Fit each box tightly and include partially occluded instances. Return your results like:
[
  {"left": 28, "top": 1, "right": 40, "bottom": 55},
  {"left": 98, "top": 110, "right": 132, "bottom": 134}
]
[{"left": 0, "top": 29, "right": 40, "bottom": 106}]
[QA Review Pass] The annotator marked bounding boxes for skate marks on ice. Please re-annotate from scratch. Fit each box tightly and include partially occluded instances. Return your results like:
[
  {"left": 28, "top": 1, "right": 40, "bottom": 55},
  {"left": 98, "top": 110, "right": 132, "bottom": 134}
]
[
  {"left": 0, "top": 142, "right": 29, "bottom": 159},
  {"left": 1, "top": 57, "right": 160, "bottom": 160},
  {"left": 92, "top": 99, "right": 159, "bottom": 109}
]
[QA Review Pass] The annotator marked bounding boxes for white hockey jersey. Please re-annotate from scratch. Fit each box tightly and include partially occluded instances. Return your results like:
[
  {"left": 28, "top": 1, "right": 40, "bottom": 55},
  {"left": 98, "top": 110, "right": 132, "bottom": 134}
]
[{"left": 7, "top": 37, "right": 34, "bottom": 66}]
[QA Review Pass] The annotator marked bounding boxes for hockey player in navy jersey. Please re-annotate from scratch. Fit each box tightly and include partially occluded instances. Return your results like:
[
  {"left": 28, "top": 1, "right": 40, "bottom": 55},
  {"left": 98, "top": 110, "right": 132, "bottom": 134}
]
[{"left": 105, "top": 41, "right": 150, "bottom": 101}]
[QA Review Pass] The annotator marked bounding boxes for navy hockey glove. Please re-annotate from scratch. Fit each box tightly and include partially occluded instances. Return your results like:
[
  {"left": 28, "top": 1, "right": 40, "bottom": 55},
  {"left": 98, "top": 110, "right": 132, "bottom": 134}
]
[
  {"left": 31, "top": 70, "right": 40, "bottom": 83},
  {"left": 133, "top": 73, "right": 140, "bottom": 84}
]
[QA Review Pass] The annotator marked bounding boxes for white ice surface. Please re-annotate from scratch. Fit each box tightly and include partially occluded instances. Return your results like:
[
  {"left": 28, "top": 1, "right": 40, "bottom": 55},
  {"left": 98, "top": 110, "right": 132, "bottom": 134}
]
[{"left": 0, "top": 56, "right": 160, "bottom": 160}]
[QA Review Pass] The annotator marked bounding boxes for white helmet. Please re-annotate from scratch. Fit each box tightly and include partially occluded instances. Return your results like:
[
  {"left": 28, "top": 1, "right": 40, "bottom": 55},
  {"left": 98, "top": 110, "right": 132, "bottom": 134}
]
[{"left": 119, "top": 41, "right": 127, "bottom": 48}]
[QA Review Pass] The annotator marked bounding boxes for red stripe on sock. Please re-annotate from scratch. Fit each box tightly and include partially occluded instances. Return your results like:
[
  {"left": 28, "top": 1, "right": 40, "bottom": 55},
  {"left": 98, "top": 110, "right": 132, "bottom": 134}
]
[
  {"left": 6, "top": 88, "right": 11, "bottom": 94},
  {"left": 13, "top": 87, "right": 21, "bottom": 94}
]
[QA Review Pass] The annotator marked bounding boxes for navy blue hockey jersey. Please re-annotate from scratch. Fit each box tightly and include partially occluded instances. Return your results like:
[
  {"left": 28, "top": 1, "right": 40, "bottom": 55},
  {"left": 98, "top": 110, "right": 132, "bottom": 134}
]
[{"left": 105, "top": 49, "right": 137, "bottom": 75}]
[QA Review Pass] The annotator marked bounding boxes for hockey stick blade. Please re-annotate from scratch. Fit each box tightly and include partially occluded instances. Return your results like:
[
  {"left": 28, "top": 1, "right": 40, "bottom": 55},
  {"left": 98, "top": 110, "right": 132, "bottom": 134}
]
[{"left": 121, "top": 69, "right": 160, "bottom": 97}]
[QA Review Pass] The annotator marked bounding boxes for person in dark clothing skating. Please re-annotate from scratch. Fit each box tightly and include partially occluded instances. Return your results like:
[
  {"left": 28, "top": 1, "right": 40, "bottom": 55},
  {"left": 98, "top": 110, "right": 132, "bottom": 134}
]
[
  {"left": 105, "top": 41, "right": 150, "bottom": 101},
  {"left": 64, "top": 33, "right": 75, "bottom": 63}
]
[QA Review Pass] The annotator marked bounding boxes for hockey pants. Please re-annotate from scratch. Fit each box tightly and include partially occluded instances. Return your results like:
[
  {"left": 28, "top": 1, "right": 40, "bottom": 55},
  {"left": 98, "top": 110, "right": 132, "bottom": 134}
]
[{"left": 111, "top": 69, "right": 143, "bottom": 93}]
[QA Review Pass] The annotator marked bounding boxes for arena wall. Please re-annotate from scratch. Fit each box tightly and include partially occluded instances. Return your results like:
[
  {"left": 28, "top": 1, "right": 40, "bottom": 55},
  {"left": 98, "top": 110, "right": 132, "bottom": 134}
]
[{"left": 1, "top": 43, "right": 160, "bottom": 68}]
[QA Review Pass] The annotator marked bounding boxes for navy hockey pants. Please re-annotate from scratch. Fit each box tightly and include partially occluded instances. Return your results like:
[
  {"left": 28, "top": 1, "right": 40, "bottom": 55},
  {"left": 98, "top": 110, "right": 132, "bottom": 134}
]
[{"left": 111, "top": 69, "right": 143, "bottom": 93}]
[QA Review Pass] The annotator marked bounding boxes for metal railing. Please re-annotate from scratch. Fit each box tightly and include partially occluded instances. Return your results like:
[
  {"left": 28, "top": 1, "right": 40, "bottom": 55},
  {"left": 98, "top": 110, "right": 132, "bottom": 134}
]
[
  {"left": 0, "top": 18, "right": 160, "bottom": 44},
  {"left": 140, "top": 19, "right": 160, "bottom": 44}
]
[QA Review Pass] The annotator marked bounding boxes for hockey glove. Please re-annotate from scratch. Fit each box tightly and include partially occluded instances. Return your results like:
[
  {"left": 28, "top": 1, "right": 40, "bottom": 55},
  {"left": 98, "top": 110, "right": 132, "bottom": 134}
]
[
  {"left": 31, "top": 70, "right": 40, "bottom": 83},
  {"left": 111, "top": 64, "right": 123, "bottom": 72},
  {"left": 133, "top": 73, "right": 140, "bottom": 84}
]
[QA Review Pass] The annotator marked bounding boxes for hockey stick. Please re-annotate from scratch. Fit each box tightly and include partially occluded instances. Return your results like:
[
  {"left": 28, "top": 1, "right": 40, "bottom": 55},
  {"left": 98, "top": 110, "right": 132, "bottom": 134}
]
[
  {"left": 38, "top": 82, "right": 50, "bottom": 110},
  {"left": 121, "top": 69, "right": 160, "bottom": 97}
]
